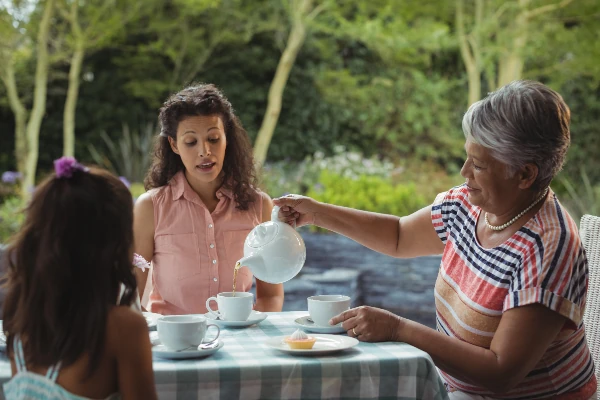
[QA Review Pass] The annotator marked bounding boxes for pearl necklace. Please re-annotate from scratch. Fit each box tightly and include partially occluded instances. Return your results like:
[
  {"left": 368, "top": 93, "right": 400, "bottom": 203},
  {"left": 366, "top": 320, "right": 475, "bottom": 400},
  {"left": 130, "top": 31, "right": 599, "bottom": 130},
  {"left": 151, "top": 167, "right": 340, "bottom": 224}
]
[{"left": 484, "top": 187, "right": 549, "bottom": 231}]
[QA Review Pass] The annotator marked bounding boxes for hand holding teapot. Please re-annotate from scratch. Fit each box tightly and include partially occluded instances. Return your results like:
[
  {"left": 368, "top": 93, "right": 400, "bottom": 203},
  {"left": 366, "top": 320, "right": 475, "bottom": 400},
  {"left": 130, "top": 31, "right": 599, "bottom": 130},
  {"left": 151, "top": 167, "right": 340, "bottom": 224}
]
[{"left": 272, "top": 194, "right": 319, "bottom": 228}]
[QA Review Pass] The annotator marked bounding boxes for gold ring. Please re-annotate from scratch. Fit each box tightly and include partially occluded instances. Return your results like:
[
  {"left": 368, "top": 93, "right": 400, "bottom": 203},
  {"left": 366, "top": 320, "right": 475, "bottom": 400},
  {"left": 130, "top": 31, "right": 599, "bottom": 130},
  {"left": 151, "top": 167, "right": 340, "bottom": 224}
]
[{"left": 352, "top": 327, "right": 358, "bottom": 336}]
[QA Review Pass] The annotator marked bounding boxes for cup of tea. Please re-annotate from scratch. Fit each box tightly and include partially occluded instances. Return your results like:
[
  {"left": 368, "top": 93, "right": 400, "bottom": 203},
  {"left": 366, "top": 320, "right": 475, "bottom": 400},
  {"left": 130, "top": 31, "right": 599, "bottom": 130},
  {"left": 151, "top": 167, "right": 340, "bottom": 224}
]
[
  {"left": 157, "top": 315, "right": 220, "bottom": 351},
  {"left": 206, "top": 292, "right": 253, "bottom": 321},
  {"left": 308, "top": 295, "right": 351, "bottom": 327}
]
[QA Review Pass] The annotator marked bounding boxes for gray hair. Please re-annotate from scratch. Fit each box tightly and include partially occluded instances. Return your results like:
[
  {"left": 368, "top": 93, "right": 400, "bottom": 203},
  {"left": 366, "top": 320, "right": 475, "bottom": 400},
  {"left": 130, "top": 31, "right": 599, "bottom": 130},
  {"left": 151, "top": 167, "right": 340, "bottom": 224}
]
[{"left": 462, "top": 80, "right": 570, "bottom": 190}]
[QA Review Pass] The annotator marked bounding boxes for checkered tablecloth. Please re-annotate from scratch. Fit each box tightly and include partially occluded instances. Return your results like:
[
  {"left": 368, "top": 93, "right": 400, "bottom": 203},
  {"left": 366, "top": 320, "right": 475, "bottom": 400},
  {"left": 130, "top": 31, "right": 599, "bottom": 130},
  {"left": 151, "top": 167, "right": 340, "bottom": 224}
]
[{"left": 0, "top": 312, "right": 449, "bottom": 400}]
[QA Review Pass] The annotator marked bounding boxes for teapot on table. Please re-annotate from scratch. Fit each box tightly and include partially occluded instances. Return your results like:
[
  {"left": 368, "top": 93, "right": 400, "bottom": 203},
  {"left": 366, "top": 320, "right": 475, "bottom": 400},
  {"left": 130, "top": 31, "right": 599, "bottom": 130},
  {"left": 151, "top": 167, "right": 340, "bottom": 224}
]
[{"left": 236, "top": 206, "right": 306, "bottom": 284}]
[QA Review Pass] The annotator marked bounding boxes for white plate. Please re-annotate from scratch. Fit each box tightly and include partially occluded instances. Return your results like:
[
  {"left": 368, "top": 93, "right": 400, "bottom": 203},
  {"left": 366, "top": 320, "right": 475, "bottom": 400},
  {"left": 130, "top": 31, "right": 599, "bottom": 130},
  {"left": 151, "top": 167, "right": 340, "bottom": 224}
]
[
  {"left": 294, "top": 316, "right": 346, "bottom": 334},
  {"left": 265, "top": 334, "right": 359, "bottom": 356},
  {"left": 142, "top": 312, "right": 161, "bottom": 330},
  {"left": 202, "top": 310, "right": 267, "bottom": 328},
  {"left": 152, "top": 340, "right": 224, "bottom": 360}
]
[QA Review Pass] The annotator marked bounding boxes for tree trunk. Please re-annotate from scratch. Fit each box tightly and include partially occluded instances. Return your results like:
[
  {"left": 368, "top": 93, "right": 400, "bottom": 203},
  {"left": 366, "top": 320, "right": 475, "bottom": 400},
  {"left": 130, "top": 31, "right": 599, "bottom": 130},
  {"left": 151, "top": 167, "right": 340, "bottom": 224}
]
[
  {"left": 253, "top": 0, "right": 312, "bottom": 166},
  {"left": 456, "top": 0, "right": 483, "bottom": 106},
  {"left": 23, "top": 0, "right": 55, "bottom": 196},
  {"left": 497, "top": 1, "right": 528, "bottom": 87},
  {"left": 63, "top": 40, "right": 85, "bottom": 157},
  {"left": 1, "top": 62, "right": 28, "bottom": 174}
]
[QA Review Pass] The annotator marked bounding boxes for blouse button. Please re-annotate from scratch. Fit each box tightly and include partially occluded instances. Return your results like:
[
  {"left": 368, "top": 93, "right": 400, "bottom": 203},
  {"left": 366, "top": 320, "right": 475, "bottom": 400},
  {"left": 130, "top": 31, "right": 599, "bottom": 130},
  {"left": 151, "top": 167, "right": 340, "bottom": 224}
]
[
  {"left": 212, "top": 259, "right": 217, "bottom": 264},
  {"left": 210, "top": 244, "right": 215, "bottom": 249},
  {"left": 208, "top": 224, "right": 213, "bottom": 228},
  {"left": 213, "top": 277, "right": 218, "bottom": 282}
]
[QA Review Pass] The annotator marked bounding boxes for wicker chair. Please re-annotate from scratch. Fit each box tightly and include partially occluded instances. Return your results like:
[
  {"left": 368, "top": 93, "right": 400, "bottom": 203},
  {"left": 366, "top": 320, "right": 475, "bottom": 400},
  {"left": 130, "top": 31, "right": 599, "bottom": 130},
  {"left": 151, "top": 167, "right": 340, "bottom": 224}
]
[{"left": 581, "top": 214, "right": 600, "bottom": 397}]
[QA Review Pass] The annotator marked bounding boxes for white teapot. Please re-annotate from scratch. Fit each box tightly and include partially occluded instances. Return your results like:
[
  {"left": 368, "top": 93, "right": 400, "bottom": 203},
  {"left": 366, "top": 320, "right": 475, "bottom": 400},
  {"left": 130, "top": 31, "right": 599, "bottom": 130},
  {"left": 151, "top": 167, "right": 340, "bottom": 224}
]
[{"left": 236, "top": 206, "right": 306, "bottom": 284}]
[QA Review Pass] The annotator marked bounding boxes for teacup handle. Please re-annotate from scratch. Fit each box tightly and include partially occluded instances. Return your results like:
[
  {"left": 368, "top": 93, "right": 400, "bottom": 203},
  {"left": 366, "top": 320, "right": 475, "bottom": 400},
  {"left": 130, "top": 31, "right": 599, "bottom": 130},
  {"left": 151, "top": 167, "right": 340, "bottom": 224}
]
[
  {"left": 202, "top": 324, "right": 220, "bottom": 344},
  {"left": 206, "top": 296, "right": 221, "bottom": 319}
]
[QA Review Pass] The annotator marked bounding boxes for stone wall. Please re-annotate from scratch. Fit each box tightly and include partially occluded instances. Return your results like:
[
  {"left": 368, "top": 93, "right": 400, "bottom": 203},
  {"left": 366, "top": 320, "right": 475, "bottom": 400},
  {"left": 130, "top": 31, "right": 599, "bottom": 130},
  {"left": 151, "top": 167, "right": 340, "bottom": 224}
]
[{"left": 277, "top": 231, "right": 441, "bottom": 329}]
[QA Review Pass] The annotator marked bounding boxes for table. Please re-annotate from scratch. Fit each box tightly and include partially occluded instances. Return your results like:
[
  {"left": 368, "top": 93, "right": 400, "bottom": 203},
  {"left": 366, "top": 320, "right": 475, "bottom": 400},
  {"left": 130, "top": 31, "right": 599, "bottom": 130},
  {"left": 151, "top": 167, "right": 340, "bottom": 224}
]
[{"left": 0, "top": 312, "right": 449, "bottom": 400}]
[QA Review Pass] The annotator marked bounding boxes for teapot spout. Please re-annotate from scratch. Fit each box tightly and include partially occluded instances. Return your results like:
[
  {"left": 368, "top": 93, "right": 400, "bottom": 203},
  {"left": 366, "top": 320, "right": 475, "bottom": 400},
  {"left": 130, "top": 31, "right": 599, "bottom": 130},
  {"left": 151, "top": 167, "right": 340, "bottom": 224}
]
[{"left": 237, "top": 254, "right": 267, "bottom": 279}]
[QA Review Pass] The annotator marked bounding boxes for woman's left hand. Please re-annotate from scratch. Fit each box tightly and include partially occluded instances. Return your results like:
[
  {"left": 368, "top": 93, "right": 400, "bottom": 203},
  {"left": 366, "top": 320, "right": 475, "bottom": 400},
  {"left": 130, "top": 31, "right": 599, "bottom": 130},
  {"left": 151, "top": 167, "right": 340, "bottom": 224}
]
[{"left": 330, "top": 306, "right": 404, "bottom": 342}]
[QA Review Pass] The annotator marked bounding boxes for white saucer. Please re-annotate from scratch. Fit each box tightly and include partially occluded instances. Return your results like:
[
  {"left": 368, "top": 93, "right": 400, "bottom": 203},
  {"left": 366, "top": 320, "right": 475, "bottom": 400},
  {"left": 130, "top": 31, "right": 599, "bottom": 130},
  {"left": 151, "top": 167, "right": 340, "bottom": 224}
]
[
  {"left": 294, "top": 316, "right": 346, "bottom": 334},
  {"left": 265, "top": 334, "right": 359, "bottom": 356},
  {"left": 142, "top": 312, "right": 161, "bottom": 330},
  {"left": 152, "top": 340, "right": 224, "bottom": 360},
  {"left": 202, "top": 310, "right": 267, "bottom": 328}
]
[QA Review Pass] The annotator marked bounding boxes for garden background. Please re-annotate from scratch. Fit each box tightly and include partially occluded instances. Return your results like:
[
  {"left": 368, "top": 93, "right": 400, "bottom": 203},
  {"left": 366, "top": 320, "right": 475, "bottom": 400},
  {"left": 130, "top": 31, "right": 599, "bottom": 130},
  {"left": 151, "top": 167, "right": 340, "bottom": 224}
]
[{"left": 1, "top": 0, "right": 599, "bottom": 323}]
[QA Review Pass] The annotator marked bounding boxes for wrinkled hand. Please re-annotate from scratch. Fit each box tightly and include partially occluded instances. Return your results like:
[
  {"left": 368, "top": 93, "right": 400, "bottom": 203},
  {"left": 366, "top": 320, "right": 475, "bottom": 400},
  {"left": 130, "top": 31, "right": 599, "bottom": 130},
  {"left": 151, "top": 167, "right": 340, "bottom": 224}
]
[
  {"left": 272, "top": 194, "right": 318, "bottom": 228},
  {"left": 330, "top": 306, "right": 404, "bottom": 342}
]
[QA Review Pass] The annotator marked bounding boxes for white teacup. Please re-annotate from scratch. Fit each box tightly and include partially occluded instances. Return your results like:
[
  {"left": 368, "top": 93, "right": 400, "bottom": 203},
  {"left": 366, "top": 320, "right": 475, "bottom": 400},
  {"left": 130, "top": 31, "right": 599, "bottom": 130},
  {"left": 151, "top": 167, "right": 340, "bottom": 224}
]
[
  {"left": 206, "top": 292, "right": 253, "bottom": 321},
  {"left": 308, "top": 295, "right": 351, "bottom": 327},
  {"left": 157, "top": 315, "right": 220, "bottom": 351}
]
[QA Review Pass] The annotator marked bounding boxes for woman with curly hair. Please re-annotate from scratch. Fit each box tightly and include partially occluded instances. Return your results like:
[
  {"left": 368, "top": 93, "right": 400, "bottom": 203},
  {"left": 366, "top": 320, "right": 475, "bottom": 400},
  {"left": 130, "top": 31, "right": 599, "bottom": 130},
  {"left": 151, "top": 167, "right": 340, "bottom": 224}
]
[{"left": 134, "top": 84, "right": 284, "bottom": 315}]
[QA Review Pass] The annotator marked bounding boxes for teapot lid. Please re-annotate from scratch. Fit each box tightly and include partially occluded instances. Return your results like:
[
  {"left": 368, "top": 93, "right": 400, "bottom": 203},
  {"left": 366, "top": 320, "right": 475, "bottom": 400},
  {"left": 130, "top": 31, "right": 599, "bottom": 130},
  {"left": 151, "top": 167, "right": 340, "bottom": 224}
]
[{"left": 246, "top": 222, "right": 279, "bottom": 248}]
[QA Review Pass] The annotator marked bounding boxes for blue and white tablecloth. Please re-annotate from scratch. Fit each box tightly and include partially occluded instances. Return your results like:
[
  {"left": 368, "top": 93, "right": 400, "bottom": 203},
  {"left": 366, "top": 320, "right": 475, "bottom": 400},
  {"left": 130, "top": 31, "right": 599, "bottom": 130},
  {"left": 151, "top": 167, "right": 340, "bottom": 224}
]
[{"left": 0, "top": 311, "right": 449, "bottom": 400}]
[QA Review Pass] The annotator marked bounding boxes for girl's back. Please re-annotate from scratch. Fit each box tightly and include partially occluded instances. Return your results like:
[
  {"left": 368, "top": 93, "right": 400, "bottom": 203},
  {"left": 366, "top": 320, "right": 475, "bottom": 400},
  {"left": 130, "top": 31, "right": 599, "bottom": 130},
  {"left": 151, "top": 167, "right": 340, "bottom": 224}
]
[
  {"left": 5, "top": 307, "right": 152, "bottom": 399},
  {"left": 2, "top": 158, "right": 157, "bottom": 400}
]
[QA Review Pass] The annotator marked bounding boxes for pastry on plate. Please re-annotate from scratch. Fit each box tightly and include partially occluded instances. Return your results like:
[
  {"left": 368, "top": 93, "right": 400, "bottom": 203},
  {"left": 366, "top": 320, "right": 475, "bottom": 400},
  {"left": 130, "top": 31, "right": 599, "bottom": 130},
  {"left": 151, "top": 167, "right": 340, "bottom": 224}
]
[{"left": 284, "top": 329, "right": 316, "bottom": 349}]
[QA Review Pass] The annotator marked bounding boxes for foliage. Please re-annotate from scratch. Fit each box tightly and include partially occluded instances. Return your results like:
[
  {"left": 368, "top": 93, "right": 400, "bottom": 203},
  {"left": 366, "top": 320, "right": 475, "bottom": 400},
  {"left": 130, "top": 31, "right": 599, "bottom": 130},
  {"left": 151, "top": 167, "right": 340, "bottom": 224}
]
[
  {"left": 391, "top": 160, "right": 465, "bottom": 202},
  {"left": 130, "top": 182, "right": 146, "bottom": 199},
  {"left": 0, "top": 196, "right": 25, "bottom": 243},
  {"left": 315, "top": 67, "right": 465, "bottom": 165},
  {"left": 115, "top": 0, "right": 284, "bottom": 109},
  {"left": 88, "top": 123, "right": 155, "bottom": 183},
  {"left": 307, "top": 170, "right": 427, "bottom": 219},
  {"left": 556, "top": 168, "right": 600, "bottom": 224},
  {"left": 260, "top": 146, "right": 395, "bottom": 198},
  {"left": 0, "top": 0, "right": 598, "bottom": 202},
  {"left": 559, "top": 78, "right": 600, "bottom": 185}
]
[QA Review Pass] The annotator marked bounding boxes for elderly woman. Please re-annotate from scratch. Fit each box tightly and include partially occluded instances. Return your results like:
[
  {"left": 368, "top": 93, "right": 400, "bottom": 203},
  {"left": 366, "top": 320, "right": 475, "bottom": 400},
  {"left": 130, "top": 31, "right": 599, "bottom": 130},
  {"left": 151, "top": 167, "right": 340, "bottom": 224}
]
[{"left": 274, "top": 81, "right": 596, "bottom": 399}]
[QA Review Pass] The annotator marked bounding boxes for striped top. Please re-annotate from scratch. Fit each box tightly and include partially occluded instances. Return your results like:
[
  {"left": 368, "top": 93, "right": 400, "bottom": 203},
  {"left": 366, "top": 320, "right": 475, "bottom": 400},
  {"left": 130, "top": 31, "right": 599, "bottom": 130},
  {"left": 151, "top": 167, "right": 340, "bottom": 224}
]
[{"left": 431, "top": 185, "right": 596, "bottom": 399}]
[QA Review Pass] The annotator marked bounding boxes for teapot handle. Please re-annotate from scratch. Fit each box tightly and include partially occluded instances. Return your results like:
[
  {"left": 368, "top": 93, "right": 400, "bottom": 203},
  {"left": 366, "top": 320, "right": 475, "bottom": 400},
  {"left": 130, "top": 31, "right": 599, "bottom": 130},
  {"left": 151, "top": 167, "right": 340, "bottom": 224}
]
[{"left": 271, "top": 205, "right": 296, "bottom": 229}]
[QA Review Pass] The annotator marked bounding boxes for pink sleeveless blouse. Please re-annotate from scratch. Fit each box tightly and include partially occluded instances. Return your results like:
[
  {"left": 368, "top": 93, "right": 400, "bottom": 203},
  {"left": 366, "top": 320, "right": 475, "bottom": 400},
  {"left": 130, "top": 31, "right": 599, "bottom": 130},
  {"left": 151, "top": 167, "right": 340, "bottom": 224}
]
[{"left": 147, "top": 171, "right": 262, "bottom": 315}]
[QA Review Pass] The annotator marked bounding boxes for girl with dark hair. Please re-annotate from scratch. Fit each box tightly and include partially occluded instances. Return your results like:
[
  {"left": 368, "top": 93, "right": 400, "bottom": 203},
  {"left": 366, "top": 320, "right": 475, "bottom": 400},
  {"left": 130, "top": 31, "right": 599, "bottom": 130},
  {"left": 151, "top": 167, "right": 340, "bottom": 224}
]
[
  {"left": 2, "top": 157, "right": 157, "bottom": 399},
  {"left": 134, "top": 84, "right": 284, "bottom": 315}
]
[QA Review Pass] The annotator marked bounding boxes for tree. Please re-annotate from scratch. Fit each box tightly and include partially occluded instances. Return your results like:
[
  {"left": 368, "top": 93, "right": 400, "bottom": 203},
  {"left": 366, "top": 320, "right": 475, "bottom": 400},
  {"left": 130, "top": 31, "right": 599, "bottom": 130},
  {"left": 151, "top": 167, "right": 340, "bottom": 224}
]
[
  {"left": 117, "top": 0, "right": 282, "bottom": 109},
  {"left": 253, "top": 0, "right": 326, "bottom": 166},
  {"left": 0, "top": 0, "right": 56, "bottom": 196},
  {"left": 58, "top": 0, "right": 140, "bottom": 157},
  {"left": 456, "top": 0, "right": 576, "bottom": 106}
]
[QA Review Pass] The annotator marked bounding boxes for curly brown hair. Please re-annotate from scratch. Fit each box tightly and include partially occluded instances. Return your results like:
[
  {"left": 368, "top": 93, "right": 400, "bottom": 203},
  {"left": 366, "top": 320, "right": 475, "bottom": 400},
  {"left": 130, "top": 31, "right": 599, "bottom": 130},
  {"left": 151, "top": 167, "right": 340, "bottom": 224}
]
[
  {"left": 2, "top": 167, "right": 137, "bottom": 377},
  {"left": 145, "top": 84, "right": 257, "bottom": 210}
]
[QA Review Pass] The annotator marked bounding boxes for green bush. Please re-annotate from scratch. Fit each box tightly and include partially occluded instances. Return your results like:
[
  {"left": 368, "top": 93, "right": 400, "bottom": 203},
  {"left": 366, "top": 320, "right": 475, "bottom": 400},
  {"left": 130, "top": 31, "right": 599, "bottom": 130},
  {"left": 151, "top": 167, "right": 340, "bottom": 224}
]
[
  {"left": 88, "top": 123, "right": 155, "bottom": 184},
  {"left": 307, "top": 171, "right": 427, "bottom": 220},
  {"left": 260, "top": 146, "right": 395, "bottom": 198},
  {"left": 0, "top": 197, "right": 25, "bottom": 244},
  {"left": 130, "top": 182, "right": 146, "bottom": 199},
  {"left": 555, "top": 168, "right": 600, "bottom": 223}
]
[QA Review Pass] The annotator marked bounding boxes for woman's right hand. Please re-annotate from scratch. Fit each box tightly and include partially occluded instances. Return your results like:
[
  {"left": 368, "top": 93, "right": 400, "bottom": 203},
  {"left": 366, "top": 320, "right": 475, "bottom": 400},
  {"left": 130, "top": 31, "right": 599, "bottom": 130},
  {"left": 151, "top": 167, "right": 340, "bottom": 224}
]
[{"left": 272, "top": 194, "right": 319, "bottom": 228}]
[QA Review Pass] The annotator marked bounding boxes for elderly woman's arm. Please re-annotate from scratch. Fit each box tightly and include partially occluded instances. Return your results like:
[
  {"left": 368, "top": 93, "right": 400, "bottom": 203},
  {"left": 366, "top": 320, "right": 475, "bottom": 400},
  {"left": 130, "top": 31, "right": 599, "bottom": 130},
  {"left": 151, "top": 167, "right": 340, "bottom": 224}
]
[
  {"left": 273, "top": 196, "right": 445, "bottom": 258},
  {"left": 332, "top": 304, "right": 566, "bottom": 394}
]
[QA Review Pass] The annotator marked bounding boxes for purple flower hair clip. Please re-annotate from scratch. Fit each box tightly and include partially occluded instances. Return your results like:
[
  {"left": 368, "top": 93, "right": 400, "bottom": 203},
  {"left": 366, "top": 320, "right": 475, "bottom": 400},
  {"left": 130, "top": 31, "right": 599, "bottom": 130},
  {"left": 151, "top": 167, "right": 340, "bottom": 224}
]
[
  {"left": 133, "top": 253, "right": 150, "bottom": 272},
  {"left": 54, "top": 156, "right": 89, "bottom": 179}
]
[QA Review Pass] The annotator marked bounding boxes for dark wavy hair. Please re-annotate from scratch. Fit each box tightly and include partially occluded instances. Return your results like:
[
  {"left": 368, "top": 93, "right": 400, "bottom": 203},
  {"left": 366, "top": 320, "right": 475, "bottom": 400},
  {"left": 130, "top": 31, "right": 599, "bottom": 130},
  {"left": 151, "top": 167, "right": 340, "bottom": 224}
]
[
  {"left": 2, "top": 167, "right": 137, "bottom": 376},
  {"left": 145, "top": 83, "right": 257, "bottom": 210}
]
